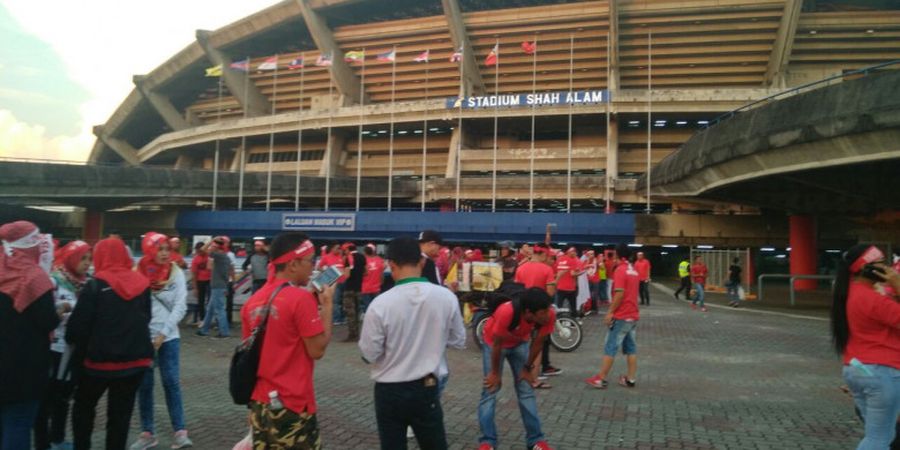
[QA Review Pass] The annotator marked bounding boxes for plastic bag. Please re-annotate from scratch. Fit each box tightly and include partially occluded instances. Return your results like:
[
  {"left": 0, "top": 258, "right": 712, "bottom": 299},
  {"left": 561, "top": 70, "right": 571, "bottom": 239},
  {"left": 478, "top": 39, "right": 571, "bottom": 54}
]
[
  {"left": 737, "top": 286, "right": 746, "bottom": 301},
  {"left": 232, "top": 429, "right": 252, "bottom": 450}
]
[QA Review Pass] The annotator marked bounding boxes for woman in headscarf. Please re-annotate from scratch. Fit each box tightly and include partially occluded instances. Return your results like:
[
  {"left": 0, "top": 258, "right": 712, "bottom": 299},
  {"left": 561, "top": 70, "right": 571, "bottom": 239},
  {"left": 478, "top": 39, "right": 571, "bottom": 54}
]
[
  {"left": 67, "top": 237, "right": 153, "bottom": 450},
  {"left": 35, "top": 240, "right": 91, "bottom": 450},
  {"left": 0, "top": 221, "right": 59, "bottom": 450},
  {"left": 131, "top": 232, "right": 192, "bottom": 450}
]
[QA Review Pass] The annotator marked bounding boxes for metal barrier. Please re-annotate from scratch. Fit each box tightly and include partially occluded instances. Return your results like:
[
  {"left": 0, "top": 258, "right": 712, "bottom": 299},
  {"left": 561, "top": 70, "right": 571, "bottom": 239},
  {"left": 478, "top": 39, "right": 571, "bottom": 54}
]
[{"left": 757, "top": 274, "right": 835, "bottom": 307}]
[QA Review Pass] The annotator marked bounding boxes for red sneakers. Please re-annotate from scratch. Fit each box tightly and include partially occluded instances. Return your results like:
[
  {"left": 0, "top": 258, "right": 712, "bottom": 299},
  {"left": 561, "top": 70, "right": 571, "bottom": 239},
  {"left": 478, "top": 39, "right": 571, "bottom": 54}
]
[
  {"left": 531, "top": 441, "right": 554, "bottom": 450},
  {"left": 478, "top": 443, "right": 494, "bottom": 450},
  {"left": 584, "top": 375, "right": 608, "bottom": 389}
]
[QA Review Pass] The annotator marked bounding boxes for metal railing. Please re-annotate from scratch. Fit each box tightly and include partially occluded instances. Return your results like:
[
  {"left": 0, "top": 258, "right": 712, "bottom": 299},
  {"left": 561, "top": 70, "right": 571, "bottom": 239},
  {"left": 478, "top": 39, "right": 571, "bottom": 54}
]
[
  {"left": 757, "top": 274, "right": 835, "bottom": 307},
  {"left": 705, "top": 59, "right": 900, "bottom": 129}
]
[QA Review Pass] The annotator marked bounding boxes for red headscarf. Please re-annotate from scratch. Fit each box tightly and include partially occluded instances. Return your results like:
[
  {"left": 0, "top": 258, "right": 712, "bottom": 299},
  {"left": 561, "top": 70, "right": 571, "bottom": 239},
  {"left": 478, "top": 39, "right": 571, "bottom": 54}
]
[
  {"left": 138, "top": 232, "right": 172, "bottom": 290},
  {"left": 94, "top": 238, "right": 149, "bottom": 300},
  {"left": 0, "top": 221, "right": 54, "bottom": 313},
  {"left": 55, "top": 240, "right": 91, "bottom": 283}
]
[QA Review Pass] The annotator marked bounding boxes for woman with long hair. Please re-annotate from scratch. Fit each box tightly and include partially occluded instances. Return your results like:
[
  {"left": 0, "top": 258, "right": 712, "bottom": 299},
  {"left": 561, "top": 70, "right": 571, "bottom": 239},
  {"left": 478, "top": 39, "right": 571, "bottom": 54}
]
[
  {"left": 831, "top": 244, "right": 900, "bottom": 449},
  {"left": 131, "top": 233, "right": 192, "bottom": 450}
]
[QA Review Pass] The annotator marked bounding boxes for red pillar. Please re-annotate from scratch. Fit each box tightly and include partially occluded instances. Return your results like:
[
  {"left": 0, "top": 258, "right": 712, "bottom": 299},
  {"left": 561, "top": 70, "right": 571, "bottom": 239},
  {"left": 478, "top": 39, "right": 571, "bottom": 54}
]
[
  {"left": 789, "top": 215, "right": 817, "bottom": 291},
  {"left": 83, "top": 210, "right": 104, "bottom": 245}
]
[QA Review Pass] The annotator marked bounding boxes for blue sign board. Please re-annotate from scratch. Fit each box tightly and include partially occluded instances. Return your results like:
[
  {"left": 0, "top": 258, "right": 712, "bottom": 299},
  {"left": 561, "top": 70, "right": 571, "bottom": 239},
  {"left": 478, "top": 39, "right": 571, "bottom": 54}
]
[
  {"left": 282, "top": 213, "right": 356, "bottom": 231},
  {"left": 446, "top": 90, "right": 610, "bottom": 109}
]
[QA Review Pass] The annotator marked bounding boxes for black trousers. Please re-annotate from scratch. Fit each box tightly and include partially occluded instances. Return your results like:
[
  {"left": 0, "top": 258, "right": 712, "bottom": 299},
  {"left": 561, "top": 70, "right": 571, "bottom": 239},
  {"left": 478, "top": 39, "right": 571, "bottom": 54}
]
[
  {"left": 72, "top": 372, "right": 144, "bottom": 450},
  {"left": 34, "top": 351, "right": 75, "bottom": 449},
  {"left": 541, "top": 338, "right": 552, "bottom": 370},
  {"left": 193, "top": 280, "right": 209, "bottom": 322},
  {"left": 639, "top": 281, "right": 651, "bottom": 305},
  {"left": 557, "top": 290, "right": 580, "bottom": 317},
  {"left": 674, "top": 276, "right": 692, "bottom": 299},
  {"left": 374, "top": 376, "right": 447, "bottom": 450}
]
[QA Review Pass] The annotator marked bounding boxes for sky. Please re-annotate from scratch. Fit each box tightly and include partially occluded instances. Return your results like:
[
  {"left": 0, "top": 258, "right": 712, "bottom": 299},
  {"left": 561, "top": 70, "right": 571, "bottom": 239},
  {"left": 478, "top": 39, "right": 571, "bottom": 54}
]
[{"left": 0, "top": 0, "right": 278, "bottom": 161}]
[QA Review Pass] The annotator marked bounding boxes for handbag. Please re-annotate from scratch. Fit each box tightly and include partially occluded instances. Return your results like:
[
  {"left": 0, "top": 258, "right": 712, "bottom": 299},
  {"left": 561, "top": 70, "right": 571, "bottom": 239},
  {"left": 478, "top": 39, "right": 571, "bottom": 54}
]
[{"left": 229, "top": 282, "right": 289, "bottom": 405}]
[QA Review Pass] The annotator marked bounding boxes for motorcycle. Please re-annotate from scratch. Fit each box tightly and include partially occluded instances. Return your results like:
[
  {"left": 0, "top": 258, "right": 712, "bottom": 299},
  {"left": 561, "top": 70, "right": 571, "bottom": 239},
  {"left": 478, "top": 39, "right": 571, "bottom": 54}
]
[{"left": 469, "top": 295, "right": 583, "bottom": 352}]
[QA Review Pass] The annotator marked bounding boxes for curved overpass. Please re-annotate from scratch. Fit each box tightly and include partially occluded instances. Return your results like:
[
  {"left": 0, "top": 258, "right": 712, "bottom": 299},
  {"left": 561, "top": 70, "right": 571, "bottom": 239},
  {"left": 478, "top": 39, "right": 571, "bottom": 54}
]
[{"left": 645, "top": 69, "right": 900, "bottom": 214}]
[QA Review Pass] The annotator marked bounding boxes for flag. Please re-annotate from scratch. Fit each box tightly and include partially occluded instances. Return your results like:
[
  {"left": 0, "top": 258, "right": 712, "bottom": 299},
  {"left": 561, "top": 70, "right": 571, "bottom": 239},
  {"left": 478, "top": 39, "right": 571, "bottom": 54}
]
[
  {"left": 485, "top": 44, "right": 498, "bottom": 66},
  {"left": 521, "top": 41, "right": 536, "bottom": 55},
  {"left": 413, "top": 50, "right": 429, "bottom": 63},
  {"left": 316, "top": 52, "right": 333, "bottom": 67},
  {"left": 257, "top": 56, "right": 277, "bottom": 71},
  {"left": 229, "top": 59, "right": 249, "bottom": 72},
  {"left": 376, "top": 49, "right": 396, "bottom": 62},
  {"left": 204, "top": 64, "right": 222, "bottom": 77},
  {"left": 344, "top": 50, "right": 365, "bottom": 62},
  {"left": 450, "top": 47, "right": 463, "bottom": 63},
  {"left": 288, "top": 57, "right": 304, "bottom": 69}
]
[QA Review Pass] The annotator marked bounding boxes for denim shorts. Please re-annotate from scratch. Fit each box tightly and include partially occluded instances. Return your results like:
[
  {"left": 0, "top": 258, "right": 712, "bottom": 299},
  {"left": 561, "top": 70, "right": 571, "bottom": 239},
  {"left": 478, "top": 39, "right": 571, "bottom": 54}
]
[{"left": 604, "top": 319, "right": 637, "bottom": 357}]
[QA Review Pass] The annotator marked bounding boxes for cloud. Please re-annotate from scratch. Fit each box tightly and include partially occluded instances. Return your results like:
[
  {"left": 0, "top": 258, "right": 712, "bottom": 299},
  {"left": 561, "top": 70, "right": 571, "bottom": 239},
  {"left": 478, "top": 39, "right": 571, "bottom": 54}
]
[
  {"left": 0, "top": 109, "right": 93, "bottom": 161},
  {"left": 0, "top": 87, "right": 57, "bottom": 104}
]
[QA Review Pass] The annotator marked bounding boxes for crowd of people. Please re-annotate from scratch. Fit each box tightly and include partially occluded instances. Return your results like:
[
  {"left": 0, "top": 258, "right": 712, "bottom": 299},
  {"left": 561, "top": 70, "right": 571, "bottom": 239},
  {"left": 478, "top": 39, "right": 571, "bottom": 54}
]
[{"left": 2, "top": 217, "right": 897, "bottom": 449}]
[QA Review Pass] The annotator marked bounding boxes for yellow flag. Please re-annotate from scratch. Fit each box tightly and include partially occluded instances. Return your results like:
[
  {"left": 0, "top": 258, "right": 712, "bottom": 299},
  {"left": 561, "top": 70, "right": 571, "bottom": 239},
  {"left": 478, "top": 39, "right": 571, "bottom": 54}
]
[
  {"left": 444, "top": 262, "right": 458, "bottom": 286},
  {"left": 205, "top": 64, "right": 223, "bottom": 77}
]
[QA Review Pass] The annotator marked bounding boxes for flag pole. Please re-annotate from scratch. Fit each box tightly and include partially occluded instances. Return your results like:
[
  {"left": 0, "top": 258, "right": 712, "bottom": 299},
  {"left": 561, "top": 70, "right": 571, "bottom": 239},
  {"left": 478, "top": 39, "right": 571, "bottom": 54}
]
[
  {"left": 356, "top": 49, "right": 365, "bottom": 212},
  {"left": 266, "top": 55, "right": 278, "bottom": 211},
  {"left": 238, "top": 57, "right": 249, "bottom": 211},
  {"left": 491, "top": 38, "right": 499, "bottom": 213},
  {"left": 605, "top": 34, "right": 611, "bottom": 214},
  {"left": 212, "top": 75, "right": 223, "bottom": 211},
  {"left": 529, "top": 35, "right": 537, "bottom": 213},
  {"left": 295, "top": 52, "right": 305, "bottom": 211},
  {"left": 566, "top": 34, "right": 574, "bottom": 213},
  {"left": 646, "top": 31, "right": 652, "bottom": 214},
  {"left": 387, "top": 45, "right": 397, "bottom": 212},
  {"left": 325, "top": 67, "right": 333, "bottom": 212},
  {"left": 421, "top": 50, "right": 429, "bottom": 212},
  {"left": 455, "top": 47, "right": 463, "bottom": 212}
]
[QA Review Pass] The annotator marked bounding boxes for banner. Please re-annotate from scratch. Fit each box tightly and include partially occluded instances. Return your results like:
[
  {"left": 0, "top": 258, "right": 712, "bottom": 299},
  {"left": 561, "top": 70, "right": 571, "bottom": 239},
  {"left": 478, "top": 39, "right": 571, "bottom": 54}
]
[
  {"left": 282, "top": 213, "right": 356, "bottom": 231},
  {"left": 446, "top": 90, "right": 611, "bottom": 109}
]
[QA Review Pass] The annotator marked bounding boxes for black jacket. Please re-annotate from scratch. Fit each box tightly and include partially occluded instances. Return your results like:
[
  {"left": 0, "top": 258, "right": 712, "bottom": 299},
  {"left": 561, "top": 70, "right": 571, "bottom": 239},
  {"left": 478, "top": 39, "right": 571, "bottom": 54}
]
[
  {"left": 66, "top": 279, "right": 153, "bottom": 378},
  {"left": 344, "top": 252, "right": 367, "bottom": 292},
  {"left": 423, "top": 257, "right": 441, "bottom": 286},
  {"left": 0, "top": 290, "right": 58, "bottom": 404}
]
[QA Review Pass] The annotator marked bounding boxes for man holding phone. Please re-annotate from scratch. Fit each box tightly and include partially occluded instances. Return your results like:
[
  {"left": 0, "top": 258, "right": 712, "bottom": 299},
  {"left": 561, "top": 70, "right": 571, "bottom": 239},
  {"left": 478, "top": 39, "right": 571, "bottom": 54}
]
[{"left": 359, "top": 236, "right": 466, "bottom": 450}]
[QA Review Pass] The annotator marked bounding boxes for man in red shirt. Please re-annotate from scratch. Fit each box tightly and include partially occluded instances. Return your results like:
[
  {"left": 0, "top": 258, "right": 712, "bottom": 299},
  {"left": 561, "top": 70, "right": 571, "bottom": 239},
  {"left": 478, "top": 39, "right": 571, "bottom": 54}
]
[
  {"left": 478, "top": 288, "right": 556, "bottom": 450},
  {"left": 360, "top": 244, "right": 384, "bottom": 314},
  {"left": 189, "top": 242, "right": 211, "bottom": 324},
  {"left": 240, "top": 232, "right": 334, "bottom": 449},
  {"left": 691, "top": 255, "right": 709, "bottom": 312},
  {"left": 318, "top": 244, "right": 346, "bottom": 325},
  {"left": 514, "top": 244, "right": 562, "bottom": 379},
  {"left": 555, "top": 247, "right": 583, "bottom": 318},
  {"left": 586, "top": 243, "right": 640, "bottom": 389},
  {"left": 634, "top": 252, "right": 652, "bottom": 306}
]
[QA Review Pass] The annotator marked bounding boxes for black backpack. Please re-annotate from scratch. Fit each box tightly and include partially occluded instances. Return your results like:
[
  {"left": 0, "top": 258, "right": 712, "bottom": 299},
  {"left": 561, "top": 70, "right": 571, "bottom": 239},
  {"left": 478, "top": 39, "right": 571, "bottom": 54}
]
[
  {"left": 486, "top": 280, "right": 527, "bottom": 332},
  {"left": 228, "top": 282, "right": 288, "bottom": 405}
]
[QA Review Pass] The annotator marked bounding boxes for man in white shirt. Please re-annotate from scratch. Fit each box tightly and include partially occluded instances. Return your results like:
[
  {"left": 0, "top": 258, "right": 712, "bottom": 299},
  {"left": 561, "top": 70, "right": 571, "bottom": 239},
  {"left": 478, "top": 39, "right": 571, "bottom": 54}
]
[{"left": 359, "top": 236, "right": 466, "bottom": 450}]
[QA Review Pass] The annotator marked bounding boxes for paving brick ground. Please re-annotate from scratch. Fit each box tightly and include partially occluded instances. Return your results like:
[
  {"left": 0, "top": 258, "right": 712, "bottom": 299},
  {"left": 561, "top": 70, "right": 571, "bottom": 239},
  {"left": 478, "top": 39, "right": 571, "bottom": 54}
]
[{"left": 83, "top": 284, "right": 860, "bottom": 449}]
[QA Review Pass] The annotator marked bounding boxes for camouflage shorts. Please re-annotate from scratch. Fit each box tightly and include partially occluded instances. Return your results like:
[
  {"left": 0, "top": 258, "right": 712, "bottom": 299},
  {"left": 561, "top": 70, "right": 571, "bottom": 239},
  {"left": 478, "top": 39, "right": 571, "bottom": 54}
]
[{"left": 249, "top": 401, "right": 321, "bottom": 450}]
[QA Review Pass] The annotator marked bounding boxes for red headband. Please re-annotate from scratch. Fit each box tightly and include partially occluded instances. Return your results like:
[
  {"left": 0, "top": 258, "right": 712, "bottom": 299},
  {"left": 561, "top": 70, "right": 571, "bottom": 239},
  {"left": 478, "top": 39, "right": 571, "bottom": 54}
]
[
  {"left": 850, "top": 246, "right": 885, "bottom": 274},
  {"left": 270, "top": 240, "right": 315, "bottom": 266}
]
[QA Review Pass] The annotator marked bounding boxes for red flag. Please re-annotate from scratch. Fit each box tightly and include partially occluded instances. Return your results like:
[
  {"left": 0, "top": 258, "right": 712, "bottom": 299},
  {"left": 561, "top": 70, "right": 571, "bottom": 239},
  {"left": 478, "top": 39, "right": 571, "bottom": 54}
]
[
  {"left": 521, "top": 41, "right": 536, "bottom": 55},
  {"left": 485, "top": 44, "right": 498, "bottom": 67}
]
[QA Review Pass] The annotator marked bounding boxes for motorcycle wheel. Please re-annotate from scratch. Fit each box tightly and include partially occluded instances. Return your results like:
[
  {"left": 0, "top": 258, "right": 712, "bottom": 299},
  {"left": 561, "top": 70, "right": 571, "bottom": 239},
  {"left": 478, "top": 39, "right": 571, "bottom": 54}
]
[{"left": 550, "top": 313, "right": 583, "bottom": 352}]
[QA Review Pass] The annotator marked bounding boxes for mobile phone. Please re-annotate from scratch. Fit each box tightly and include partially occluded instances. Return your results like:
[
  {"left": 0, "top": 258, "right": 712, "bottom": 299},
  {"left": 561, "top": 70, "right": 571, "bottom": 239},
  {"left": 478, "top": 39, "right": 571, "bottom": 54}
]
[
  {"left": 861, "top": 264, "right": 886, "bottom": 282},
  {"left": 311, "top": 266, "right": 342, "bottom": 291}
]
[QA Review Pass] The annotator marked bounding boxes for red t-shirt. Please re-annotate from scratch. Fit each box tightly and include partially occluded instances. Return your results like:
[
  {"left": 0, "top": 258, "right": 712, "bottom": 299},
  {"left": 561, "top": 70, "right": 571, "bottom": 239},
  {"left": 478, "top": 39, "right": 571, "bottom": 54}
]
[
  {"left": 190, "top": 253, "right": 211, "bottom": 281},
  {"left": 634, "top": 259, "right": 651, "bottom": 281},
  {"left": 362, "top": 256, "right": 384, "bottom": 294},
  {"left": 514, "top": 261, "right": 556, "bottom": 291},
  {"left": 844, "top": 281, "right": 900, "bottom": 369},
  {"left": 611, "top": 261, "right": 640, "bottom": 321},
  {"left": 241, "top": 279, "right": 325, "bottom": 413},
  {"left": 555, "top": 256, "right": 581, "bottom": 291},
  {"left": 586, "top": 260, "right": 600, "bottom": 283},
  {"left": 692, "top": 263, "right": 708, "bottom": 285},
  {"left": 483, "top": 301, "right": 556, "bottom": 349}
]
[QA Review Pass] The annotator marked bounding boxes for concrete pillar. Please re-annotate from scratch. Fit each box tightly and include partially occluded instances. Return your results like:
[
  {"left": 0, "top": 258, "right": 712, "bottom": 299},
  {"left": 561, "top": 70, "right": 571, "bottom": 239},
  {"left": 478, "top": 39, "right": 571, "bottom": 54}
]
[
  {"left": 83, "top": 209, "right": 104, "bottom": 245},
  {"left": 607, "top": 0, "right": 619, "bottom": 92},
  {"left": 319, "top": 132, "right": 347, "bottom": 177},
  {"left": 445, "top": 127, "right": 462, "bottom": 178},
  {"left": 605, "top": 115, "right": 618, "bottom": 206},
  {"left": 789, "top": 215, "right": 817, "bottom": 291}
]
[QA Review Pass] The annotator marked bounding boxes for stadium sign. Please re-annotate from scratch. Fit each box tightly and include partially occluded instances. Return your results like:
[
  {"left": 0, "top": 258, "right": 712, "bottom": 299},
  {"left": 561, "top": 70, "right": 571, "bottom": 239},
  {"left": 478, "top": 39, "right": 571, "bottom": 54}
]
[
  {"left": 282, "top": 213, "right": 356, "bottom": 231},
  {"left": 445, "top": 90, "right": 610, "bottom": 109}
]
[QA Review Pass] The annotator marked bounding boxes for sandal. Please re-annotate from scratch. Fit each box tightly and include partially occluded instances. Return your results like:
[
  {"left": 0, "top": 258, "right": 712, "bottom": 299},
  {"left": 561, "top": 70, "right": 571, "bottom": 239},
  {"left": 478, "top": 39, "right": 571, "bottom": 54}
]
[{"left": 531, "top": 381, "right": 553, "bottom": 389}]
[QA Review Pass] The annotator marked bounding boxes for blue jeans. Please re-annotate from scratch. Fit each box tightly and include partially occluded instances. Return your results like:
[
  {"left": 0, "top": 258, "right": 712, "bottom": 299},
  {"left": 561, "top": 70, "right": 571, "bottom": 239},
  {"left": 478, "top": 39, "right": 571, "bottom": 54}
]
[
  {"left": 332, "top": 283, "right": 346, "bottom": 324},
  {"left": 0, "top": 400, "right": 39, "bottom": 450},
  {"left": 598, "top": 279, "right": 609, "bottom": 301},
  {"left": 138, "top": 339, "right": 186, "bottom": 434},
  {"left": 726, "top": 281, "right": 740, "bottom": 302},
  {"left": 478, "top": 342, "right": 545, "bottom": 448},
  {"left": 201, "top": 287, "right": 230, "bottom": 337},
  {"left": 843, "top": 363, "right": 900, "bottom": 449},
  {"left": 360, "top": 293, "right": 377, "bottom": 314},
  {"left": 604, "top": 320, "right": 638, "bottom": 357},
  {"left": 692, "top": 283, "right": 705, "bottom": 307}
]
